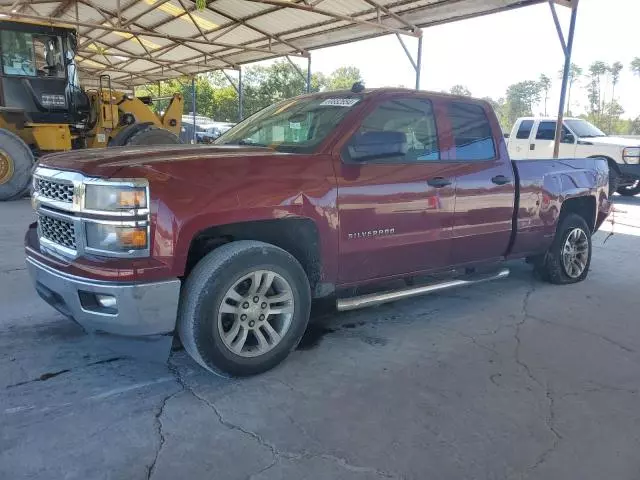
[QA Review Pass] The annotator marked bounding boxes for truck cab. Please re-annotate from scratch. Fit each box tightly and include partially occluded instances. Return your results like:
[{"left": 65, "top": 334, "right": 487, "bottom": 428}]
[{"left": 508, "top": 117, "right": 640, "bottom": 196}]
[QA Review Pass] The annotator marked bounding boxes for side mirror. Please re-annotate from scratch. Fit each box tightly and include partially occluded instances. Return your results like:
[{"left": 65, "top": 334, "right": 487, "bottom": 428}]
[
  {"left": 347, "top": 131, "right": 407, "bottom": 162},
  {"left": 561, "top": 132, "right": 575, "bottom": 144}
]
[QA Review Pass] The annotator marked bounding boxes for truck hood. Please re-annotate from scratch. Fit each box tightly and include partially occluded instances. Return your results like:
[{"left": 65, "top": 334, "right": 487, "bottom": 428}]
[
  {"left": 580, "top": 136, "right": 640, "bottom": 147},
  {"left": 37, "top": 145, "right": 277, "bottom": 178}
]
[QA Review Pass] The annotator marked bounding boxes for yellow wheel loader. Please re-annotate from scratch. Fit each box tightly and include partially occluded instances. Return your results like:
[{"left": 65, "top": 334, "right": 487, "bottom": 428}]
[{"left": 0, "top": 19, "right": 183, "bottom": 200}]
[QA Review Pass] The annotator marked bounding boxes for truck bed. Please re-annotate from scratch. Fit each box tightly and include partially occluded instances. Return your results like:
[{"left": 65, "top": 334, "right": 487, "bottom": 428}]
[{"left": 509, "top": 157, "right": 611, "bottom": 257}]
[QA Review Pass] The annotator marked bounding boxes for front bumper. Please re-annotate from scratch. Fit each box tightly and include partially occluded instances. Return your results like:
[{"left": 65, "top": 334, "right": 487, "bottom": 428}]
[
  {"left": 26, "top": 255, "right": 181, "bottom": 337},
  {"left": 619, "top": 163, "right": 640, "bottom": 183}
]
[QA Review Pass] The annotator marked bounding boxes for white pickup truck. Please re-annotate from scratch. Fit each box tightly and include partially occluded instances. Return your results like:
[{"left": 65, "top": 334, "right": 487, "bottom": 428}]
[{"left": 508, "top": 117, "right": 640, "bottom": 196}]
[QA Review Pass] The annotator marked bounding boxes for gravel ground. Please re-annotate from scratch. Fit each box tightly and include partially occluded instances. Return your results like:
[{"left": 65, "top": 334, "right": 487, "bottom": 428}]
[{"left": 1, "top": 196, "right": 639, "bottom": 480}]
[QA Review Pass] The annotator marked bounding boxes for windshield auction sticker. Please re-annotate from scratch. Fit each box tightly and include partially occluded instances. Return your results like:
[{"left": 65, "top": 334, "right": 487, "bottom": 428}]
[{"left": 320, "top": 98, "right": 360, "bottom": 107}]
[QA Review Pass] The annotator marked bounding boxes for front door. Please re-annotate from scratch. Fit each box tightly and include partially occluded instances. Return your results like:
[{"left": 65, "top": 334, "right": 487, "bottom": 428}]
[{"left": 335, "top": 95, "right": 457, "bottom": 284}]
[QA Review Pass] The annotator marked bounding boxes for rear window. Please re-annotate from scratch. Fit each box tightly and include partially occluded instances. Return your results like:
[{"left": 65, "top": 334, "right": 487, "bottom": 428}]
[
  {"left": 516, "top": 120, "right": 534, "bottom": 139},
  {"left": 448, "top": 102, "right": 496, "bottom": 160},
  {"left": 535, "top": 121, "right": 556, "bottom": 140}
]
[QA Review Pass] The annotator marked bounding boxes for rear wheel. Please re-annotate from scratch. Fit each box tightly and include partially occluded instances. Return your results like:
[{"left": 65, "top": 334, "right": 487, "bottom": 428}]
[
  {"left": 0, "top": 129, "right": 34, "bottom": 201},
  {"left": 535, "top": 213, "right": 592, "bottom": 285},
  {"left": 178, "top": 241, "right": 311, "bottom": 377},
  {"left": 617, "top": 180, "right": 640, "bottom": 197}
]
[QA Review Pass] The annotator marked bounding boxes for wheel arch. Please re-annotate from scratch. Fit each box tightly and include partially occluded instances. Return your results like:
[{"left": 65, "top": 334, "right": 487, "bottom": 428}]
[
  {"left": 559, "top": 195, "right": 597, "bottom": 233},
  {"left": 184, "top": 217, "right": 323, "bottom": 294}
]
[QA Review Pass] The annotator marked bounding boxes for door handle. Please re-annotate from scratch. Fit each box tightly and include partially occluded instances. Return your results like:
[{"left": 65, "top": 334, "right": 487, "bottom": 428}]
[
  {"left": 491, "top": 175, "right": 512, "bottom": 185},
  {"left": 427, "top": 177, "right": 452, "bottom": 188},
  {"left": 529, "top": 144, "right": 535, "bottom": 151}
]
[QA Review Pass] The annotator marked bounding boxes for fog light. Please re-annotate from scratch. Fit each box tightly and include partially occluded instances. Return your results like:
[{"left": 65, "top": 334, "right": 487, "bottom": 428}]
[{"left": 96, "top": 294, "right": 116, "bottom": 308}]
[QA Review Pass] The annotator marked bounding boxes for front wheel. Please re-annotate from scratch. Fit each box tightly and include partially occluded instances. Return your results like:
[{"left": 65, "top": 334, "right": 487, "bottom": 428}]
[
  {"left": 617, "top": 180, "right": 640, "bottom": 197},
  {"left": 177, "top": 241, "right": 311, "bottom": 377},
  {"left": 535, "top": 213, "right": 592, "bottom": 285}
]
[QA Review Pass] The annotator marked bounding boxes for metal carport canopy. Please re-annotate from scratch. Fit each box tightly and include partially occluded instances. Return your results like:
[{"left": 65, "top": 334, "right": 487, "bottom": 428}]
[{"left": 1, "top": 0, "right": 573, "bottom": 87}]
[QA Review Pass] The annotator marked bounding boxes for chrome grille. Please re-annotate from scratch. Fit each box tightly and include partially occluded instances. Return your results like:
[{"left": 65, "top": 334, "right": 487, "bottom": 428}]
[
  {"left": 39, "top": 215, "right": 76, "bottom": 250},
  {"left": 35, "top": 178, "right": 74, "bottom": 203}
]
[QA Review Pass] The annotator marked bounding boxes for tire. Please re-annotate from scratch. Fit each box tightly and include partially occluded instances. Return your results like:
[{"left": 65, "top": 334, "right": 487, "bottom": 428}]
[
  {"left": 0, "top": 129, "right": 35, "bottom": 201},
  {"left": 177, "top": 240, "right": 311, "bottom": 377},
  {"left": 124, "top": 125, "right": 182, "bottom": 146},
  {"left": 535, "top": 213, "right": 592, "bottom": 285},
  {"left": 108, "top": 123, "right": 152, "bottom": 147},
  {"left": 616, "top": 181, "right": 640, "bottom": 197}
]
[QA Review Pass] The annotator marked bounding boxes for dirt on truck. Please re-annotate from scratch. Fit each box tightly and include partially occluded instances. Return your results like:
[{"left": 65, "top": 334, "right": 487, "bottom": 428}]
[{"left": 25, "top": 86, "right": 613, "bottom": 377}]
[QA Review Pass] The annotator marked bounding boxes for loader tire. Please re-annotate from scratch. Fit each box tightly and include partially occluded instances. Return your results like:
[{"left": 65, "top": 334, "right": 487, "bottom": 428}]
[
  {"left": 0, "top": 129, "right": 34, "bottom": 201},
  {"left": 109, "top": 123, "right": 182, "bottom": 147}
]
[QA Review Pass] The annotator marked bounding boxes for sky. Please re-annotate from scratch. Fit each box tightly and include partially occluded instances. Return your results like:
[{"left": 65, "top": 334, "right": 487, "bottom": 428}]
[{"left": 280, "top": 0, "right": 640, "bottom": 119}]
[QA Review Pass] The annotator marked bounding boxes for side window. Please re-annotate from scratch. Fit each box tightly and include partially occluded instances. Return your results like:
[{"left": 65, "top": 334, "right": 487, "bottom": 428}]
[
  {"left": 344, "top": 97, "right": 440, "bottom": 163},
  {"left": 448, "top": 102, "right": 496, "bottom": 160},
  {"left": 535, "top": 121, "right": 556, "bottom": 140},
  {"left": 516, "top": 120, "right": 534, "bottom": 139}
]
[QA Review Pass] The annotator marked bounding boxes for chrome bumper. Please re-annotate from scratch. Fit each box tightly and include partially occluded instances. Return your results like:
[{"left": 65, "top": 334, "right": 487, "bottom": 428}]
[{"left": 26, "top": 256, "right": 181, "bottom": 337}]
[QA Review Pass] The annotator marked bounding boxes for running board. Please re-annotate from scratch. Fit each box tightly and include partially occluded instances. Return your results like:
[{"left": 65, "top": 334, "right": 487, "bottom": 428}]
[{"left": 336, "top": 268, "right": 510, "bottom": 312}]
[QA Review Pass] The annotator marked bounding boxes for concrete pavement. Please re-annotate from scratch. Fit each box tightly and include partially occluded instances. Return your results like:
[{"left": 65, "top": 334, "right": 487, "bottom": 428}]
[{"left": 1, "top": 197, "right": 639, "bottom": 480}]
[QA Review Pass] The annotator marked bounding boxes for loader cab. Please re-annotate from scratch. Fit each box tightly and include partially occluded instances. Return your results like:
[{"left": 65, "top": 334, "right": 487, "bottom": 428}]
[{"left": 0, "top": 20, "right": 88, "bottom": 125}]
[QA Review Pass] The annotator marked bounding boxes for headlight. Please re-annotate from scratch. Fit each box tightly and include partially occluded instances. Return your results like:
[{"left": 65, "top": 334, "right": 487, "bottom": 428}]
[
  {"left": 84, "top": 183, "right": 147, "bottom": 211},
  {"left": 85, "top": 223, "right": 148, "bottom": 252},
  {"left": 623, "top": 147, "right": 640, "bottom": 164}
]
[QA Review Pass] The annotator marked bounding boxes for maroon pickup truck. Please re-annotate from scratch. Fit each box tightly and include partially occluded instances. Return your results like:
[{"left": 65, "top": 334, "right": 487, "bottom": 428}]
[{"left": 25, "top": 87, "right": 612, "bottom": 376}]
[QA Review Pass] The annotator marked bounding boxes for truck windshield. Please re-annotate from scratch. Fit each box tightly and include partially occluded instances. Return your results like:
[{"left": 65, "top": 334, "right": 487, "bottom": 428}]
[
  {"left": 1, "top": 30, "right": 65, "bottom": 78},
  {"left": 565, "top": 119, "right": 606, "bottom": 138},
  {"left": 215, "top": 95, "right": 363, "bottom": 153}
]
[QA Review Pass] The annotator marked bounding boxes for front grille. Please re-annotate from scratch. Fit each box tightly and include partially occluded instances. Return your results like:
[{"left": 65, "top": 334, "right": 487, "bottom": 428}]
[
  {"left": 35, "top": 178, "right": 74, "bottom": 203},
  {"left": 39, "top": 215, "right": 76, "bottom": 250}
]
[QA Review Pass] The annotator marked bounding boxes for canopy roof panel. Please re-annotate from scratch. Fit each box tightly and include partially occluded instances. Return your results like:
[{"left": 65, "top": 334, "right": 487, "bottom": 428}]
[{"left": 0, "top": 0, "right": 573, "bottom": 87}]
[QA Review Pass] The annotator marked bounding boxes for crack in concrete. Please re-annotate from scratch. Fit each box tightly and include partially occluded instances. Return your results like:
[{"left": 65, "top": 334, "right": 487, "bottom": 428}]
[
  {"left": 6, "top": 357, "right": 124, "bottom": 389},
  {"left": 165, "top": 361, "right": 401, "bottom": 480},
  {"left": 146, "top": 362, "right": 184, "bottom": 480},
  {"left": 529, "top": 315, "right": 636, "bottom": 354},
  {"left": 0, "top": 266, "right": 26, "bottom": 273},
  {"left": 514, "top": 283, "right": 563, "bottom": 475}
]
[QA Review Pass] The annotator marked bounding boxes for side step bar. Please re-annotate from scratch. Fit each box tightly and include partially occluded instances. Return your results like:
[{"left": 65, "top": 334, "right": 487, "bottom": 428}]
[{"left": 336, "top": 268, "right": 510, "bottom": 312}]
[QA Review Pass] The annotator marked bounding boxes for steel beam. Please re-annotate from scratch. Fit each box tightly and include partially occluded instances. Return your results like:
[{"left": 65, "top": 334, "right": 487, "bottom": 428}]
[
  {"left": 245, "top": 0, "right": 420, "bottom": 37},
  {"left": 553, "top": 0, "right": 579, "bottom": 158},
  {"left": 238, "top": 68, "right": 244, "bottom": 122},
  {"left": 306, "top": 55, "right": 311, "bottom": 94},
  {"left": 415, "top": 34, "right": 423, "bottom": 90},
  {"left": 192, "top": 76, "right": 197, "bottom": 144}
]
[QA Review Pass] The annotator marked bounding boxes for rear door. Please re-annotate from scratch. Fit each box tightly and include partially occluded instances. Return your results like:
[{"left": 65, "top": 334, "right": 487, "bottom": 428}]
[
  {"left": 508, "top": 119, "right": 535, "bottom": 160},
  {"left": 530, "top": 120, "right": 577, "bottom": 159},
  {"left": 334, "top": 95, "right": 457, "bottom": 284},
  {"left": 446, "top": 101, "right": 517, "bottom": 264}
]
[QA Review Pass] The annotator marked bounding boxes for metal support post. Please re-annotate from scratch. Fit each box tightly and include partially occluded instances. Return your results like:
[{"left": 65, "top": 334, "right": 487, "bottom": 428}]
[
  {"left": 191, "top": 76, "right": 196, "bottom": 144},
  {"left": 552, "top": 0, "right": 579, "bottom": 159},
  {"left": 238, "top": 67, "right": 244, "bottom": 122},
  {"left": 395, "top": 31, "right": 423, "bottom": 90},
  {"left": 415, "top": 34, "right": 423, "bottom": 90},
  {"left": 306, "top": 55, "right": 311, "bottom": 93}
]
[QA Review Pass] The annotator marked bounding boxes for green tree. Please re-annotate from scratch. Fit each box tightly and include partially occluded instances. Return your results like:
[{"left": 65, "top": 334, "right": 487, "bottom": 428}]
[
  {"left": 450, "top": 84, "right": 471, "bottom": 96},
  {"left": 504, "top": 80, "right": 542, "bottom": 126},
  {"left": 631, "top": 57, "right": 640, "bottom": 78},
  {"left": 558, "top": 63, "right": 582, "bottom": 116},
  {"left": 538, "top": 74, "right": 551, "bottom": 116},
  {"left": 325, "top": 66, "right": 362, "bottom": 91},
  {"left": 587, "top": 61, "right": 608, "bottom": 120}
]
